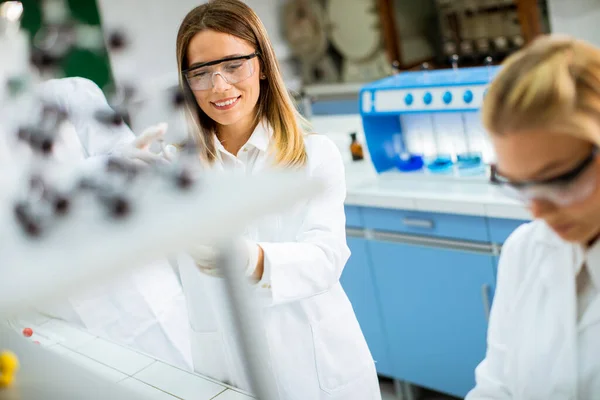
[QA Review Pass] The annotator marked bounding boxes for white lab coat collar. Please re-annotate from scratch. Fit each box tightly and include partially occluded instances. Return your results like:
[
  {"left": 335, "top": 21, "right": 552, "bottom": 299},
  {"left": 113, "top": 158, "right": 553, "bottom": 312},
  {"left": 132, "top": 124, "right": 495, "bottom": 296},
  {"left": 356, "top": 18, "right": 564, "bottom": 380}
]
[
  {"left": 587, "top": 240, "right": 600, "bottom": 291},
  {"left": 534, "top": 221, "right": 586, "bottom": 281},
  {"left": 580, "top": 240, "right": 600, "bottom": 331},
  {"left": 534, "top": 221, "right": 600, "bottom": 289},
  {"left": 214, "top": 120, "right": 271, "bottom": 157},
  {"left": 534, "top": 221, "right": 600, "bottom": 330}
]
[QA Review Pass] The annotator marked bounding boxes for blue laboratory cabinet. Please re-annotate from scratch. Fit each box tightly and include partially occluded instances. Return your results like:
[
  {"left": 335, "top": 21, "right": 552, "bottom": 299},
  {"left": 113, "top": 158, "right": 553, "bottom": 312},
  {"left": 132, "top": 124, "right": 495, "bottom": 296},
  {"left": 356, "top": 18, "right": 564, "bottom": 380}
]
[
  {"left": 341, "top": 237, "right": 393, "bottom": 376},
  {"left": 368, "top": 239, "right": 495, "bottom": 398},
  {"left": 341, "top": 205, "right": 528, "bottom": 398}
]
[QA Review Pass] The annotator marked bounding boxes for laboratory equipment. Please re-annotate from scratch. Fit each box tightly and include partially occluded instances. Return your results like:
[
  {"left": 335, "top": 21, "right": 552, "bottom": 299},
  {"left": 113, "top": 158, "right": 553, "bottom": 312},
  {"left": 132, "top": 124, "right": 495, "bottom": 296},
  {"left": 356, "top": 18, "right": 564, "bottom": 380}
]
[
  {"left": 359, "top": 57, "right": 501, "bottom": 177},
  {"left": 433, "top": 0, "right": 530, "bottom": 65},
  {"left": 326, "top": 0, "right": 391, "bottom": 82},
  {"left": 283, "top": 0, "right": 338, "bottom": 84},
  {"left": 451, "top": 55, "right": 484, "bottom": 174},
  {"left": 422, "top": 62, "right": 454, "bottom": 174},
  {"left": 389, "top": 133, "right": 424, "bottom": 172},
  {"left": 349, "top": 132, "right": 364, "bottom": 161}
]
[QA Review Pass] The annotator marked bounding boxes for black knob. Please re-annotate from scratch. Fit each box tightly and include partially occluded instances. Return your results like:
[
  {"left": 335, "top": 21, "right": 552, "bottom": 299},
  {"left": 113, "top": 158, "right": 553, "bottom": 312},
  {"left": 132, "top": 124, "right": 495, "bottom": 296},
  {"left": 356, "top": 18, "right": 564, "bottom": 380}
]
[
  {"left": 95, "top": 109, "right": 125, "bottom": 126},
  {"left": 14, "top": 203, "right": 42, "bottom": 237},
  {"left": 30, "top": 50, "right": 59, "bottom": 70},
  {"left": 28, "top": 132, "right": 54, "bottom": 155},
  {"left": 40, "top": 138, "right": 53, "bottom": 154},
  {"left": 14, "top": 203, "right": 29, "bottom": 225},
  {"left": 53, "top": 196, "right": 70, "bottom": 215},
  {"left": 24, "top": 221, "right": 42, "bottom": 237},
  {"left": 108, "top": 31, "right": 127, "bottom": 51},
  {"left": 17, "top": 127, "right": 30, "bottom": 142},
  {"left": 176, "top": 169, "right": 194, "bottom": 189},
  {"left": 172, "top": 88, "right": 186, "bottom": 107},
  {"left": 109, "top": 196, "right": 130, "bottom": 218}
]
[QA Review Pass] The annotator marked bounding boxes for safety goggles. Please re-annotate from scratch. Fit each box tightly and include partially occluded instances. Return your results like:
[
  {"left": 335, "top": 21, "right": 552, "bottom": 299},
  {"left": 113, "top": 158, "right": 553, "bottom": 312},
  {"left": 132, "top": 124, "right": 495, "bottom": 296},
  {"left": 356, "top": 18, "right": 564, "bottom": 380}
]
[
  {"left": 184, "top": 52, "right": 259, "bottom": 91},
  {"left": 490, "top": 149, "right": 598, "bottom": 206}
]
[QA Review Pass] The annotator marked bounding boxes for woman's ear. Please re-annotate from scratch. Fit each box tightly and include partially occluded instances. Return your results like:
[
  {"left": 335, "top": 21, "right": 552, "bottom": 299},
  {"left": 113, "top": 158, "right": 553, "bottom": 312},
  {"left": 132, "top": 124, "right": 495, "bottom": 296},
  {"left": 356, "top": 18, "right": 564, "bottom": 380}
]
[{"left": 258, "top": 57, "right": 266, "bottom": 80}]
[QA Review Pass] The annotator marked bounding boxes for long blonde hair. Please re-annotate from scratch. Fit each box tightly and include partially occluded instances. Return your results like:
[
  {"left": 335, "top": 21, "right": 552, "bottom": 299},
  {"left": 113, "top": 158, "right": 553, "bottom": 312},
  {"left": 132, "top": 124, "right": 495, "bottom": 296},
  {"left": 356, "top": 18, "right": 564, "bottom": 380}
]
[
  {"left": 482, "top": 34, "right": 600, "bottom": 143},
  {"left": 176, "top": 0, "right": 308, "bottom": 166}
]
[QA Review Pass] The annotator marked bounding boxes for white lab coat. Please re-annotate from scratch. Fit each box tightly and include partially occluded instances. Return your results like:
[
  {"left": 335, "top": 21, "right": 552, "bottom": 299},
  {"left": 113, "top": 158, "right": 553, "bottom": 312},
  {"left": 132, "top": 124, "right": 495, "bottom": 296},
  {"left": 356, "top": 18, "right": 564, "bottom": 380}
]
[
  {"left": 466, "top": 219, "right": 600, "bottom": 399},
  {"left": 35, "top": 77, "right": 135, "bottom": 160},
  {"left": 31, "top": 77, "right": 192, "bottom": 369},
  {"left": 179, "top": 122, "right": 381, "bottom": 400}
]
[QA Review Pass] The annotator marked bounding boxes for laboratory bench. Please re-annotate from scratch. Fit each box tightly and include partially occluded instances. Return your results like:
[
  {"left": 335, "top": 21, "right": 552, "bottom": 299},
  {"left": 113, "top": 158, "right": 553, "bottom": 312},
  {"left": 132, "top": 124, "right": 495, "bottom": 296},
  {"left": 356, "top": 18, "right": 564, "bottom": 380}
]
[{"left": 340, "top": 162, "right": 530, "bottom": 398}]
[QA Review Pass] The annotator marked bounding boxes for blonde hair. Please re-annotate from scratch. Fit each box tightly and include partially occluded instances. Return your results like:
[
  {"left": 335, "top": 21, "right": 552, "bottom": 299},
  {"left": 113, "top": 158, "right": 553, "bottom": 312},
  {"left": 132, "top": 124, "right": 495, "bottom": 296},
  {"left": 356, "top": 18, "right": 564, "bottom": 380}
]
[
  {"left": 482, "top": 34, "right": 600, "bottom": 144},
  {"left": 176, "top": 0, "right": 309, "bottom": 166}
]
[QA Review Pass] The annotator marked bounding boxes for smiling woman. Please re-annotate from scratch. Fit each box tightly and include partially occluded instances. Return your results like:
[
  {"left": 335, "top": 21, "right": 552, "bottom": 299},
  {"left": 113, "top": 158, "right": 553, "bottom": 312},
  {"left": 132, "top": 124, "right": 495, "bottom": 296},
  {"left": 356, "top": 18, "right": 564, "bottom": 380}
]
[
  {"left": 173, "top": 1, "right": 381, "bottom": 400},
  {"left": 175, "top": 0, "right": 308, "bottom": 166}
]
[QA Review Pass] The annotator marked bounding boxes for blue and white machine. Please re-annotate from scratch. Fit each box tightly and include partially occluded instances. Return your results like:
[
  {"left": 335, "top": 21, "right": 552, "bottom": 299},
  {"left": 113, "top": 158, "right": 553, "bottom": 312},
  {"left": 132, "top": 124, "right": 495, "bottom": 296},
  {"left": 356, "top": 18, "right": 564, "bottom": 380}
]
[{"left": 359, "top": 64, "right": 501, "bottom": 176}]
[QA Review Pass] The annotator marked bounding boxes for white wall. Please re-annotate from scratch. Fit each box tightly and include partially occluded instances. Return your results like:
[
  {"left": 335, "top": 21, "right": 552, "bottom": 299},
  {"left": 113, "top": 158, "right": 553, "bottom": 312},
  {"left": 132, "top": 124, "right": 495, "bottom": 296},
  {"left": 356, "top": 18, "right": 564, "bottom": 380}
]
[
  {"left": 97, "top": 0, "right": 296, "bottom": 88},
  {"left": 548, "top": 0, "right": 600, "bottom": 46}
]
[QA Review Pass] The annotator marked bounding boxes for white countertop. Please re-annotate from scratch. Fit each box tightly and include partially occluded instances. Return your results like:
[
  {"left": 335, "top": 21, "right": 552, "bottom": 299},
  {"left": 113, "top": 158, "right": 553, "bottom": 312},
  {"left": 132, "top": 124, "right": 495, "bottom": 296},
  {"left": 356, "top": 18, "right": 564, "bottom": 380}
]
[{"left": 343, "top": 161, "right": 532, "bottom": 221}]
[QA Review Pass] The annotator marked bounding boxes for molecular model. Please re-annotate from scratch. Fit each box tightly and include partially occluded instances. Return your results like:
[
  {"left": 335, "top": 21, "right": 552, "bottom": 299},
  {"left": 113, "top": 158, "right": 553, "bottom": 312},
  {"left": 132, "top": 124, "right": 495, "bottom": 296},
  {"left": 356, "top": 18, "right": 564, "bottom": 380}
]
[{"left": 0, "top": 0, "right": 201, "bottom": 238}]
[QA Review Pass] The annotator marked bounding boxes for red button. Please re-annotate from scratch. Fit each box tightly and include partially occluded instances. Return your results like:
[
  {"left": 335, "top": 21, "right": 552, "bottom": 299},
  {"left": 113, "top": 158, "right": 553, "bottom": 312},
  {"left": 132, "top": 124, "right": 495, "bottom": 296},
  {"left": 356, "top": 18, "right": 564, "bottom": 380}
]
[{"left": 22, "top": 328, "right": 33, "bottom": 338}]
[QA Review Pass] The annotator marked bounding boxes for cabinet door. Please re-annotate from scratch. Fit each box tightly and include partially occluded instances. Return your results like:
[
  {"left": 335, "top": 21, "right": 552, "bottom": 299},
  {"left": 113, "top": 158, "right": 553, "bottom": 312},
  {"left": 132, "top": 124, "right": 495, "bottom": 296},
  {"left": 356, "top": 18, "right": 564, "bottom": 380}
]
[
  {"left": 368, "top": 240, "right": 495, "bottom": 398},
  {"left": 340, "top": 237, "right": 393, "bottom": 376}
]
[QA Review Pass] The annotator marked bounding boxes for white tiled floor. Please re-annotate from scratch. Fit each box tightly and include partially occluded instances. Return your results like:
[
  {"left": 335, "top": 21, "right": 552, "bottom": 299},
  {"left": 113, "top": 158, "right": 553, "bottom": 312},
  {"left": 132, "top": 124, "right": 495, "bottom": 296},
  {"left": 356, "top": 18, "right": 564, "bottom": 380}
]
[
  {"left": 38, "top": 319, "right": 96, "bottom": 350},
  {"left": 60, "top": 347, "right": 129, "bottom": 382},
  {"left": 119, "top": 378, "right": 181, "bottom": 399},
  {"left": 76, "top": 337, "right": 155, "bottom": 375},
  {"left": 134, "top": 361, "right": 227, "bottom": 400},
  {"left": 213, "top": 389, "right": 255, "bottom": 399},
  {"left": 14, "top": 316, "right": 406, "bottom": 400}
]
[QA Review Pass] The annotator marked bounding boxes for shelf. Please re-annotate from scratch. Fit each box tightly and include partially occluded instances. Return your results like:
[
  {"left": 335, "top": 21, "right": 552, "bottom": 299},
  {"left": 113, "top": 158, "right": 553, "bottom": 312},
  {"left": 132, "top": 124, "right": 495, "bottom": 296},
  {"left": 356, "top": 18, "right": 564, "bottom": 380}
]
[{"left": 302, "top": 82, "right": 366, "bottom": 98}]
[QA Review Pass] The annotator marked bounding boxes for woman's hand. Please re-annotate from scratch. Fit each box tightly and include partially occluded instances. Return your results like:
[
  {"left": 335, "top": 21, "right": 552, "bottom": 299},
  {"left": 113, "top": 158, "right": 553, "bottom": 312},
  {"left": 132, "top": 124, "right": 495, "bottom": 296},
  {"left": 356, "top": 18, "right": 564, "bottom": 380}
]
[
  {"left": 118, "top": 122, "right": 170, "bottom": 165},
  {"left": 189, "top": 239, "right": 263, "bottom": 282}
]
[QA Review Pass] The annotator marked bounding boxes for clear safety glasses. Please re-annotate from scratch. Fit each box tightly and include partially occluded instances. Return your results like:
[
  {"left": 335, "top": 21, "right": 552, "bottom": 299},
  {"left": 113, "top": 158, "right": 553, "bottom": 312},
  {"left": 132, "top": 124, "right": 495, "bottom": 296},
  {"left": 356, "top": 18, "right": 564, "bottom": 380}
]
[
  {"left": 490, "top": 149, "right": 598, "bottom": 206},
  {"left": 184, "top": 52, "right": 259, "bottom": 91}
]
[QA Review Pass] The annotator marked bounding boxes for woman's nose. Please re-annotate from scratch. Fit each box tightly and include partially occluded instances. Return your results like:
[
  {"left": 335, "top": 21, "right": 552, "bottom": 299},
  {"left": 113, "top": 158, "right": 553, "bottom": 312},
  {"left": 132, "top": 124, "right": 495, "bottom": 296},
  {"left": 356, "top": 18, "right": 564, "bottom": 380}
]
[{"left": 211, "top": 73, "right": 231, "bottom": 93}]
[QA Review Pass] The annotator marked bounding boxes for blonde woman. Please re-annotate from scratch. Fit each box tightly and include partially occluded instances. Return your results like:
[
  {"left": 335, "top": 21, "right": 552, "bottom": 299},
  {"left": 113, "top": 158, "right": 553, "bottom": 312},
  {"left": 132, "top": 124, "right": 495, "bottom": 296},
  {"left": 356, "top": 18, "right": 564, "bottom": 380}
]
[
  {"left": 174, "top": 1, "right": 381, "bottom": 399},
  {"left": 467, "top": 35, "right": 600, "bottom": 399}
]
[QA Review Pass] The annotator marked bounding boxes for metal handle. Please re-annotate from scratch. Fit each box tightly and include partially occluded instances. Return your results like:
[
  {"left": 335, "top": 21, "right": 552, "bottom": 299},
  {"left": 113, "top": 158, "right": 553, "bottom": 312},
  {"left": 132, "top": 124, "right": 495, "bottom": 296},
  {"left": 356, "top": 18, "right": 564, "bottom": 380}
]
[
  {"left": 481, "top": 284, "right": 491, "bottom": 321},
  {"left": 402, "top": 218, "right": 434, "bottom": 229}
]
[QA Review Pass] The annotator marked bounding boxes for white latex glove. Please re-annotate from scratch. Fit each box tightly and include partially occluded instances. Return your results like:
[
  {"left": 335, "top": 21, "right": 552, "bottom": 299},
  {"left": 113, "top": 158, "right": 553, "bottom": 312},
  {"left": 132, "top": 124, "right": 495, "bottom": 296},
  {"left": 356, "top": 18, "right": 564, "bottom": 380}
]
[
  {"left": 117, "top": 122, "right": 169, "bottom": 165},
  {"left": 159, "top": 142, "right": 179, "bottom": 163},
  {"left": 188, "top": 239, "right": 260, "bottom": 280}
]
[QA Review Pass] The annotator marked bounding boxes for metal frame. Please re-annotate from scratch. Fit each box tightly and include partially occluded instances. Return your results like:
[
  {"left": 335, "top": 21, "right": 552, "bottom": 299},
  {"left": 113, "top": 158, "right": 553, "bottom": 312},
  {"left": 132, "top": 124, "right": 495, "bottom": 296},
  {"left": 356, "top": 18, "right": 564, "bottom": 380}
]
[{"left": 216, "top": 240, "right": 279, "bottom": 399}]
